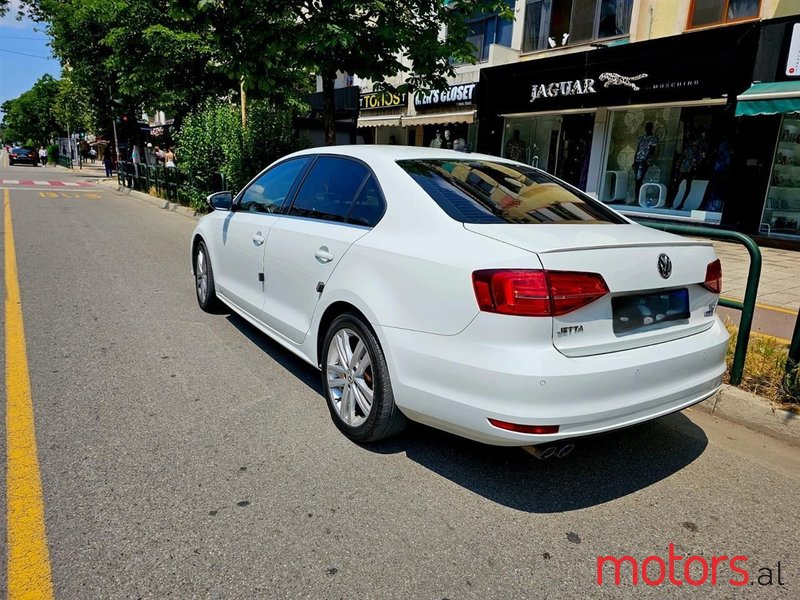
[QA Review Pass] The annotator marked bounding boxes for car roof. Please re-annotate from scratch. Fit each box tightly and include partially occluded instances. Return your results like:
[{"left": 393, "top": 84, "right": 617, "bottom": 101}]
[{"left": 289, "top": 144, "right": 514, "bottom": 166}]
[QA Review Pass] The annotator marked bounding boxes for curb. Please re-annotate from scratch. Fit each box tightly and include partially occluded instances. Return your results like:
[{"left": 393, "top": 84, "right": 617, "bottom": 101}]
[
  {"left": 696, "top": 385, "right": 799, "bottom": 447},
  {"left": 97, "top": 178, "right": 200, "bottom": 220}
]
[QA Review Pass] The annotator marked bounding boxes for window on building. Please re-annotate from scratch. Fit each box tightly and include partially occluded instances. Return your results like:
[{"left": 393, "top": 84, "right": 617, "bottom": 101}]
[
  {"left": 461, "top": 0, "right": 514, "bottom": 62},
  {"left": 523, "top": 0, "right": 633, "bottom": 52},
  {"left": 689, "top": 0, "right": 760, "bottom": 29}
]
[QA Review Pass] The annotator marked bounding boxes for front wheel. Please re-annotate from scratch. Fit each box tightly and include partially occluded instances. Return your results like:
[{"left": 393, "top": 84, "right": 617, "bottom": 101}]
[
  {"left": 321, "top": 314, "right": 407, "bottom": 443},
  {"left": 194, "top": 240, "right": 223, "bottom": 313}
]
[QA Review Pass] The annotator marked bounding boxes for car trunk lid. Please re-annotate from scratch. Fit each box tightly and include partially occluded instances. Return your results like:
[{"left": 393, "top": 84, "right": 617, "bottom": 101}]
[{"left": 464, "top": 223, "right": 720, "bottom": 357}]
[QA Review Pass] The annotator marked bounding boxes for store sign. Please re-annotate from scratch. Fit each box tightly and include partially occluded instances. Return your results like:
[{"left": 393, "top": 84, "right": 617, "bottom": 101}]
[
  {"left": 359, "top": 91, "right": 407, "bottom": 111},
  {"left": 787, "top": 23, "right": 800, "bottom": 77},
  {"left": 530, "top": 79, "right": 597, "bottom": 103},
  {"left": 414, "top": 83, "right": 477, "bottom": 108}
]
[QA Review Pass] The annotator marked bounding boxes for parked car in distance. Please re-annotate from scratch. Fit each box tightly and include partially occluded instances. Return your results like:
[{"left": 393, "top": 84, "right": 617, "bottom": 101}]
[
  {"left": 8, "top": 146, "right": 39, "bottom": 166},
  {"left": 190, "top": 146, "right": 728, "bottom": 448}
]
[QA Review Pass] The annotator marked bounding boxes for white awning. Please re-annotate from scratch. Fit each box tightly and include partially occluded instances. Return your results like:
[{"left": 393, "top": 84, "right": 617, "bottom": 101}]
[
  {"left": 401, "top": 110, "right": 475, "bottom": 127},
  {"left": 357, "top": 115, "right": 403, "bottom": 128}
]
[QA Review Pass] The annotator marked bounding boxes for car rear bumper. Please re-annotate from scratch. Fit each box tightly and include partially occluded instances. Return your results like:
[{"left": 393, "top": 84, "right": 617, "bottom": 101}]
[{"left": 380, "top": 315, "right": 728, "bottom": 446}]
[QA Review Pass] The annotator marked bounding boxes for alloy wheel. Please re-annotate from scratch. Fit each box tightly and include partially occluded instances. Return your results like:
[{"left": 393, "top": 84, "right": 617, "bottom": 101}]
[{"left": 326, "top": 328, "right": 374, "bottom": 427}]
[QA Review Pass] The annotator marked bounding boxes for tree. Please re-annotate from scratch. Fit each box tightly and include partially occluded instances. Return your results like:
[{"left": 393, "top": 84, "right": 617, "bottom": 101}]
[
  {"left": 173, "top": 0, "right": 511, "bottom": 145},
  {"left": 53, "top": 71, "right": 94, "bottom": 138},
  {"left": 25, "top": 0, "right": 232, "bottom": 134},
  {"left": 1, "top": 74, "right": 61, "bottom": 145}
]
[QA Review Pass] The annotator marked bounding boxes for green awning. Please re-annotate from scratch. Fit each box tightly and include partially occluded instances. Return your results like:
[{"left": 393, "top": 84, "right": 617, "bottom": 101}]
[{"left": 736, "top": 81, "right": 800, "bottom": 116}]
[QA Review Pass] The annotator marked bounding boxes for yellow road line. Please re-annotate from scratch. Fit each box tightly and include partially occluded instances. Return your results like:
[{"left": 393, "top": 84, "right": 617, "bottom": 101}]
[
  {"left": 721, "top": 297, "right": 798, "bottom": 316},
  {"left": 5, "top": 188, "right": 55, "bottom": 598}
]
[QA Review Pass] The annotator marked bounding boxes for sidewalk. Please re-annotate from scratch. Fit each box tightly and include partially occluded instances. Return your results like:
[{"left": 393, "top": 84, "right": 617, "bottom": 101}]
[{"left": 713, "top": 240, "right": 800, "bottom": 314}]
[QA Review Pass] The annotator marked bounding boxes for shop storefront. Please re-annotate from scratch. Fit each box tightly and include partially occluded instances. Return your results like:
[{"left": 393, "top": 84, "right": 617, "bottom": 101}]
[
  {"left": 733, "top": 18, "right": 800, "bottom": 244},
  {"left": 356, "top": 90, "right": 408, "bottom": 145},
  {"left": 478, "top": 22, "right": 761, "bottom": 225},
  {"left": 405, "top": 82, "right": 479, "bottom": 150}
]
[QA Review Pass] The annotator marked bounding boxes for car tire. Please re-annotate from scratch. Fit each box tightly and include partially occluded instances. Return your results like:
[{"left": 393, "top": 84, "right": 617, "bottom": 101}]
[
  {"left": 322, "top": 313, "right": 407, "bottom": 443},
  {"left": 194, "top": 240, "right": 224, "bottom": 313}
]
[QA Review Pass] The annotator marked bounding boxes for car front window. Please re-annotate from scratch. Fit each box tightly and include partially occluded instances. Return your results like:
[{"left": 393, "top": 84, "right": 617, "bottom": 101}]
[
  {"left": 238, "top": 157, "right": 311, "bottom": 213},
  {"left": 397, "top": 159, "right": 626, "bottom": 225}
]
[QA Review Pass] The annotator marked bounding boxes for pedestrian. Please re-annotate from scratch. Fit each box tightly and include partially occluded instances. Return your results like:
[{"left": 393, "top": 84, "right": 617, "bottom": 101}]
[
  {"left": 131, "top": 144, "right": 140, "bottom": 164},
  {"left": 38, "top": 146, "right": 48, "bottom": 167},
  {"left": 164, "top": 146, "right": 176, "bottom": 168},
  {"left": 103, "top": 145, "right": 114, "bottom": 177},
  {"left": 154, "top": 146, "right": 164, "bottom": 166},
  {"left": 89, "top": 147, "right": 97, "bottom": 163}
]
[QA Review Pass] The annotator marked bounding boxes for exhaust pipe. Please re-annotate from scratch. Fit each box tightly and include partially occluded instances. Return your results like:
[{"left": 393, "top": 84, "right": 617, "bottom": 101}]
[
  {"left": 523, "top": 443, "right": 575, "bottom": 460},
  {"left": 522, "top": 445, "right": 557, "bottom": 460},
  {"left": 556, "top": 443, "right": 574, "bottom": 459}
]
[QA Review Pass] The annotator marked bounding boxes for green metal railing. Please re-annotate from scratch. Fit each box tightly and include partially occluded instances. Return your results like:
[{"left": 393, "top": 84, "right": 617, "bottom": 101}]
[
  {"left": 57, "top": 154, "right": 73, "bottom": 169},
  {"left": 117, "top": 161, "right": 227, "bottom": 205},
  {"left": 117, "top": 161, "right": 184, "bottom": 203},
  {"left": 635, "top": 220, "right": 762, "bottom": 387}
]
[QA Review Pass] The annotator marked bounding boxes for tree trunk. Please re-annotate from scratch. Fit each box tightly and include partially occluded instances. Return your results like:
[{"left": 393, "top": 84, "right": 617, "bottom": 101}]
[{"left": 322, "top": 75, "right": 336, "bottom": 146}]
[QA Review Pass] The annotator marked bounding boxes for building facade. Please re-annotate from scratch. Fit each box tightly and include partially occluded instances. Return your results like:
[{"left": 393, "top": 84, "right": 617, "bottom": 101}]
[{"left": 340, "top": 0, "right": 800, "bottom": 247}]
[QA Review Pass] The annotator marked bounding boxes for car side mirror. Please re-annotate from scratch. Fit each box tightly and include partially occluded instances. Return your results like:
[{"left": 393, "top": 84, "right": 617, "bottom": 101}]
[{"left": 206, "top": 191, "right": 233, "bottom": 211}]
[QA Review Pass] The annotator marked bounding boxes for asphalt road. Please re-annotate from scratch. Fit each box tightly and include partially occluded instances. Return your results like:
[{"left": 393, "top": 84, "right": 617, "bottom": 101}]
[{"left": 2, "top": 160, "right": 799, "bottom": 598}]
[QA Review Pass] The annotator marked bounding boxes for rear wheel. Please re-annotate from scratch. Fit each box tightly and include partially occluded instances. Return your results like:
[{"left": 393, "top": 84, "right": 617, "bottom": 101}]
[
  {"left": 322, "top": 313, "right": 406, "bottom": 443},
  {"left": 194, "top": 240, "right": 223, "bottom": 313}
]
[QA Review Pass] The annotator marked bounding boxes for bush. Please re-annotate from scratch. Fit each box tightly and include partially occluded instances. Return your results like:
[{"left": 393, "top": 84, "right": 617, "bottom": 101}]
[
  {"left": 723, "top": 321, "right": 799, "bottom": 409},
  {"left": 47, "top": 144, "right": 59, "bottom": 160},
  {"left": 175, "top": 99, "right": 306, "bottom": 210}
]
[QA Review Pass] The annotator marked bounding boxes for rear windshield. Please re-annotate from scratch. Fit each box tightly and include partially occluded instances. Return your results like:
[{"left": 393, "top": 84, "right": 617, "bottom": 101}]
[{"left": 397, "top": 159, "right": 626, "bottom": 225}]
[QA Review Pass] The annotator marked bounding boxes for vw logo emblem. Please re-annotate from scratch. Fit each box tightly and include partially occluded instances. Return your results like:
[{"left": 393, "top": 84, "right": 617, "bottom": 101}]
[{"left": 658, "top": 253, "right": 672, "bottom": 279}]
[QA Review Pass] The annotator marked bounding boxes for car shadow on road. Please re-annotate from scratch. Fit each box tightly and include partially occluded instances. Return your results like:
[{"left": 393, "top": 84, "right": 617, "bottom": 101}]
[
  {"left": 226, "top": 314, "right": 323, "bottom": 394},
  {"left": 225, "top": 313, "right": 708, "bottom": 513},
  {"left": 371, "top": 414, "right": 708, "bottom": 513}
]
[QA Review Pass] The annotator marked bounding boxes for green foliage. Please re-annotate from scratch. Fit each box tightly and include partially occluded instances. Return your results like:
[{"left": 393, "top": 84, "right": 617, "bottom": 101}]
[
  {"left": 170, "top": 1, "right": 511, "bottom": 144},
  {"left": 175, "top": 99, "right": 306, "bottom": 210},
  {"left": 47, "top": 143, "right": 59, "bottom": 159},
  {"left": 53, "top": 72, "right": 94, "bottom": 134},
  {"left": 1, "top": 74, "right": 62, "bottom": 146}
]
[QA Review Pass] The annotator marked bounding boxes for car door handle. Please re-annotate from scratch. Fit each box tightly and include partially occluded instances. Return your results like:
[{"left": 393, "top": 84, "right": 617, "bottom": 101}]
[
  {"left": 315, "top": 247, "right": 334, "bottom": 263},
  {"left": 252, "top": 232, "right": 265, "bottom": 246}
]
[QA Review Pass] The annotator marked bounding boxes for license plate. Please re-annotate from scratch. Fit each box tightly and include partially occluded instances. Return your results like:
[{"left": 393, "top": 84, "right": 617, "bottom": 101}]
[{"left": 612, "top": 288, "right": 690, "bottom": 334}]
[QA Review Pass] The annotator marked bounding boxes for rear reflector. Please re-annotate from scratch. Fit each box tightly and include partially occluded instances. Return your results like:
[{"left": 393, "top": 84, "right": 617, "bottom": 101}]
[
  {"left": 701, "top": 259, "right": 722, "bottom": 294},
  {"left": 488, "top": 419, "right": 559, "bottom": 435},
  {"left": 472, "top": 269, "right": 608, "bottom": 317}
]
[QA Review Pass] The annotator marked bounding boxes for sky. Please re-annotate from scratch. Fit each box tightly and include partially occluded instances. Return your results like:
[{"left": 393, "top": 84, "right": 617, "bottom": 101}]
[{"left": 0, "top": 1, "right": 61, "bottom": 119}]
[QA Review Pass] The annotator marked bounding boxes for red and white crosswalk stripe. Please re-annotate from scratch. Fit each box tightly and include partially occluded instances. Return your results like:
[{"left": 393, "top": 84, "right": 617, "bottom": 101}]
[{"left": 0, "top": 180, "right": 94, "bottom": 187}]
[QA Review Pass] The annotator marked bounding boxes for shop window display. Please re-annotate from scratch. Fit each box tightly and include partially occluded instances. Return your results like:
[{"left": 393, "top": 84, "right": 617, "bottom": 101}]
[
  {"left": 763, "top": 115, "right": 800, "bottom": 239},
  {"left": 601, "top": 106, "right": 733, "bottom": 221}
]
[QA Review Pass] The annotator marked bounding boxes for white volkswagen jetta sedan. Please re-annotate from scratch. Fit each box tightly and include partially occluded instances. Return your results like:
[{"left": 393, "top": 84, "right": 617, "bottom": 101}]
[{"left": 190, "top": 146, "right": 728, "bottom": 447}]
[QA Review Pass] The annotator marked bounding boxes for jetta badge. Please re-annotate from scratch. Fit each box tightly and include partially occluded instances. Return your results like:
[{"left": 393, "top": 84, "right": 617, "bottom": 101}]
[{"left": 657, "top": 253, "right": 672, "bottom": 279}]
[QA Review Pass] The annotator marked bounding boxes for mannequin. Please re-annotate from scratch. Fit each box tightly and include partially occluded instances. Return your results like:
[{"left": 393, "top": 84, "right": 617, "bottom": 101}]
[
  {"left": 443, "top": 129, "right": 453, "bottom": 149},
  {"left": 504, "top": 129, "right": 527, "bottom": 162},
  {"left": 633, "top": 122, "right": 658, "bottom": 200},
  {"left": 429, "top": 131, "right": 443, "bottom": 149}
]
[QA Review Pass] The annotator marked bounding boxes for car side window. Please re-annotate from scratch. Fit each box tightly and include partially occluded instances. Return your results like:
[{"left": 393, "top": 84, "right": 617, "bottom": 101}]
[
  {"left": 289, "top": 157, "right": 369, "bottom": 222},
  {"left": 238, "top": 157, "right": 311, "bottom": 213},
  {"left": 347, "top": 175, "right": 385, "bottom": 227}
]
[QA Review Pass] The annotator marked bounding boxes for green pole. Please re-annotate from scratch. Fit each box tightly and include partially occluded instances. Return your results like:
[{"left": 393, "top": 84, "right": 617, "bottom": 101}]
[{"left": 787, "top": 309, "right": 800, "bottom": 378}]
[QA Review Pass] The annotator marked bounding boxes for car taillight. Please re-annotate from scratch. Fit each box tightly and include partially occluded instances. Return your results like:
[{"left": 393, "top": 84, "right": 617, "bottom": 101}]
[
  {"left": 9, "top": 153, "right": 16, "bottom": 158},
  {"left": 472, "top": 269, "right": 608, "bottom": 317},
  {"left": 701, "top": 259, "right": 722, "bottom": 294}
]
